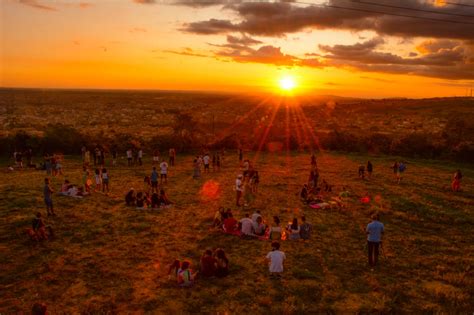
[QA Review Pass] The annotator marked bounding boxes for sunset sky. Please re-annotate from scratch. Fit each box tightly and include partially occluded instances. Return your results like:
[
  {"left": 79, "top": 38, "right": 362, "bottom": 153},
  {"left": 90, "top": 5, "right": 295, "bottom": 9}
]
[{"left": 1, "top": 0, "right": 473, "bottom": 97}]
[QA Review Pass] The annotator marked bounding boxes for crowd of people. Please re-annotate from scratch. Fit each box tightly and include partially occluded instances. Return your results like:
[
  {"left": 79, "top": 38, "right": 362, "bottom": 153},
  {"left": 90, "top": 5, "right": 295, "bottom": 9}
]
[{"left": 8, "top": 144, "right": 466, "bottom": 295}]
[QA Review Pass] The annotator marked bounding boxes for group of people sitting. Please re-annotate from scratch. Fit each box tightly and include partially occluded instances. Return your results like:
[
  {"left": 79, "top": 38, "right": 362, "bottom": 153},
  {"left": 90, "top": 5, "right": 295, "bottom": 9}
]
[
  {"left": 125, "top": 188, "right": 172, "bottom": 209},
  {"left": 59, "top": 180, "right": 90, "bottom": 198},
  {"left": 168, "top": 248, "right": 229, "bottom": 287},
  {"left": 213, "top": 208, "right": 312, "bottom": 241}
]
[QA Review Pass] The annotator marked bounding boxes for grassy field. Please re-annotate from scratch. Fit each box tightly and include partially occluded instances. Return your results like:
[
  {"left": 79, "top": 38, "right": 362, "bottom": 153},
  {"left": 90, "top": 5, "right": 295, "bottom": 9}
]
[{"left": 1, "top": 152, "right": 473, "bottom": 313}]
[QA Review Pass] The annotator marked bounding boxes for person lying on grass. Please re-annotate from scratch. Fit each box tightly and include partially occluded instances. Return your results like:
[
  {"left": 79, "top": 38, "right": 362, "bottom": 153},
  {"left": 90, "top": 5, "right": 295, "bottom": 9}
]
[
  {"left": 286, "top": 218, "right": 300, "bottom": 240},
  {"left": 125, "top": 188, "right": 136, "bottom": 206},
  {"left": 266, "top": 241, "right": 286, "bottom": 279},
  {"left": 177, "top": 261, "right": 198, "bottom": 287},
  {"left": 200, "top": 249, "right": 217, "bottom": 278}
]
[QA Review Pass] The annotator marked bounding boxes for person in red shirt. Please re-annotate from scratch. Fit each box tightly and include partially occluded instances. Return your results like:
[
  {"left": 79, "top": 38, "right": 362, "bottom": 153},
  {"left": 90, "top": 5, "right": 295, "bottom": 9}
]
[
  {"left": 223, "top": 213, "right": 238, "bottom": 233},
  {"left": 200, "top": 249, "right": 217, "bottom": 278}
]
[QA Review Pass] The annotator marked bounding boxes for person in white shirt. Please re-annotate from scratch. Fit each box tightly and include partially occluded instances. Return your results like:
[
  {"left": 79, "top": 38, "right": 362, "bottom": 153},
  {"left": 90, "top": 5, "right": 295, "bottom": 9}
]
[
  {"left": 239, "top": 214, "right": 255, "bottom": 238},
  {"left": 235, "top": 175, "right": 243, "bottom": 207},
  {"left": 266, "top": 241, "right": 286, "bottom": 278},
  {"left": 160, "top": 160, "right": 168, "bottom": 184},
  {"left": 138, "top": 149, "right": 143, "bottom": 166},
  {"left": 251, "top": 210, "right": 262, "bottom": 223},
  {"left": 203, "top": 154, "right": 210, "bottom": 173}
]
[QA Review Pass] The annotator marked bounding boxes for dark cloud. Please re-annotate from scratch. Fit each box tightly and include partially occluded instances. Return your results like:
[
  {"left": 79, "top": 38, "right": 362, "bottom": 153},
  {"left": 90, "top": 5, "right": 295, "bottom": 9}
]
[
  {"left": 133, "top": 0, "right": 156, "bottom": 4},
  {"left": 215, "top": 45, "right": 299, "bottom": 66},
  {"left": 226, "top": 34, "right": 262, "bottom": 46},
  {"left": 164, "top": 47, "right": 211, "bottom": 58},
  {"left": 182, "top": 0, "right": 474, "bottom": 40},
  {"left": 319, "top": 38, "right": 474, "bottom": 79},
  {"left": 18, "top": 0, "right": 57, "bottom": 11}
]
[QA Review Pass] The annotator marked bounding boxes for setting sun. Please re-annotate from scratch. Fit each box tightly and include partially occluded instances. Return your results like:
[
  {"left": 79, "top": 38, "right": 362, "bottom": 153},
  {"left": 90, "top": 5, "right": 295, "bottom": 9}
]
[{"left": 279, "top": 76, "right": 297, "bottom": 91}]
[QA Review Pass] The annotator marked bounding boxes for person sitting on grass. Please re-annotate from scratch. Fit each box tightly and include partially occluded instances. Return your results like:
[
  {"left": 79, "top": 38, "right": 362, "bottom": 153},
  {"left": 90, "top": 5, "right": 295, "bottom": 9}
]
[
  {"left": 286, "top": 218, "right": 300, "bottom": 240},
  {"left": 251, "top": 210, "right": 262, "bottom": 223},
  {"left": 32, "top": 212, "right": 47, "bottom": 240},
  {"left": 321, "top": 179, "right": 333, "bottom": 192},
  {"left": 215, "top": 248, "right": 229, "bottom": 278},
  {"left": 125, "top": 188, "right": 136, "bottom": 206},
  {"left": 269, "top": 216, "right": 282, "bottom": 240},
  {"left": 253, "top": 216, "right": 266, "bottom": 236},
  {"left": 239, "top": 213, "right": 255, "bottom": 238},
  {"left": 151, "top": 192, "right": 160, "bottom": 209},
  {"left": 168, "top": 259, "right": 181, "bottom": 281},
  {"left": 144, "top": 192, "right": 151, "bottom": 208},
  {"left": 223, "top": 213, "right": 238, "bottom": 233},
  {"left": 136, "top": 192, "right": 145, "bottom": 209},
  {"left": 266, "top": 241, "right": 286, "bottom": 279},
  {"left": 299, "top": 216, "right": 313, "bottom": 240},
  {"left": 159, "top": 189, "right": 173, "bottom": 207},
  {"left": 177, "top": 260, "right": 198, "bottom": 287},
  {"left": 200, "top": 249, "right": 217, "bottom": 278},
  {"left": 212, "top": 207, "right": 225, "bottom": 228}
]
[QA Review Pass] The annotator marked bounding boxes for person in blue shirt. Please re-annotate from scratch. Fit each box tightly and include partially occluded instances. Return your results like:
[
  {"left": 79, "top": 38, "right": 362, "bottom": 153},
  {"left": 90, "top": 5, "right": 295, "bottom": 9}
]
[
  {"left": 150, "top": 167, "right": 159, "bottom": 193},
  {"left": 366, "top": 213, "right": 384, "bottom": 267}
]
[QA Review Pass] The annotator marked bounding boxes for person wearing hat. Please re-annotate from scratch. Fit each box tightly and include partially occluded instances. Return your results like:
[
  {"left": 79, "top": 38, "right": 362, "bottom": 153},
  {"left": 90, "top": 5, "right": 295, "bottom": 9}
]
[{"left": 235, "top": 174, "right": 243, "bottom": 207}]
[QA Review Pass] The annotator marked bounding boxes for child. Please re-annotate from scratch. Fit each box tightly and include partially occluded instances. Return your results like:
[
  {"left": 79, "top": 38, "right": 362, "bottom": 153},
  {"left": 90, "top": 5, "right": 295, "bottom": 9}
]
[
  {"left": 94, "top": 168, "right": 102, "bottom": 191},
  {"left": 177, "top": 261, "right": 197, "bottom": 287},
  {"left": 136, "top": 192, "right": 145, "bottom": 209},
  {"left": 269, "top": 216, "right": 282, "bottom": 240},
  {"left": 266, "top": 241, "right": 286, "bottom": 278},
  {"left": 102, "top": 168, "right": 109, "bottom": 194}
]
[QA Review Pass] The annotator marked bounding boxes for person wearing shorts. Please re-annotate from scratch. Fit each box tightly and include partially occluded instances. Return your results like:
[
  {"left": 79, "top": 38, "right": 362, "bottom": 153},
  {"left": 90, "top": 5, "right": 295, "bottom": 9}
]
[
  {"left": 44, "top": 178, "right": 55, "bottom": 216},
  {"left": 160, "top": 161, "right": 168, "bottom": 184}
]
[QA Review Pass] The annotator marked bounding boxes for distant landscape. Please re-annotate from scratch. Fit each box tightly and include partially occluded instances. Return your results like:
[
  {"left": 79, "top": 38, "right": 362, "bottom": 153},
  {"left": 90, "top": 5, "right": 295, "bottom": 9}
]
[{"left": 1, "top": 88, "right": 473, "bottom": 162}]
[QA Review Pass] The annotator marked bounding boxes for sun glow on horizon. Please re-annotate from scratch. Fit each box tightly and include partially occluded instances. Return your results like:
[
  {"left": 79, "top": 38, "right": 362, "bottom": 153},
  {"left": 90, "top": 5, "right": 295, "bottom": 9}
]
[{"left": 279, "top": 76, "right": 297, "bottom": 92}]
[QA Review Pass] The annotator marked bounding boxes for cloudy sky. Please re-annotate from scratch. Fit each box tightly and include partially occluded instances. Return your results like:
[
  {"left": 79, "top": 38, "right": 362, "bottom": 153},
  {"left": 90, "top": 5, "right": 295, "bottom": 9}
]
[{"left": 1, "top": 0, "right": 473, "bottom": 97}]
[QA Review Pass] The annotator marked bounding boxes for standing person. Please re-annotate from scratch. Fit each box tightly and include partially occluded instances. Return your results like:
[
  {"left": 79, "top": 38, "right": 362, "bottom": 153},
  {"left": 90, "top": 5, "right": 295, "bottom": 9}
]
[
  {"left": 16, "top": 150, "right": 23, "bottom": 168},
  {"left": 150, "top": 167, "right": 159, "bottom": 193},
  {"left": 358, "top": 163, "right": 365, "bottom": 179},
  {"left": 112, "top": 148, "right": 117, "bottom": 166},
  {"left": 252, "top": 171, "right": 259, "bottom": 193},
  {"left": 126, "top": 149, "right": 133, "bottom": 167},
  {"left": 102, "top": 168, "right": 109, "bottom": 194},
  {"left": 238, "top": 148, "right": 243, "bottom": 165},
  {"left": 366, "top": 214, "right": 384, "bottom": 268},
  {"left": 138, "top": 149, "right": 143, "bottom": 166},
  {"left": 94, "top": 168, "right": 102, "bottom": 192},
  {"left": 266, "top": 241, "right": 286, "bottom": 278},
  {"left": 160, "top": 159, "right": 169, "bottom": 184},
  {"left": 96, "top": 148, "right": 103, "bottom": 167},
  {"left": 392, "top": 161, "right": 399, "bottom": 180},
  {"left": 235, "top": 175, "right": 243, "bottom": 207},
  {"left": 216, "top": 153, "right": 221, "bottom": 171},
  {"left": 153, "top": 150, "right": 160, "bottom": 165},
  {"left": 200, "top": 249, "right": 217, "bottom": 278},
  {"left": 169, "top": 148, "right": 176, "bottom": 166},
  {"left": 193, "top": 157, "right": 201, "bottom": 179},
  {"left": 397, "top": 162, "right": 406, "bottom": 184},
  {"left": 84, "top": 149, "right": 91, "bottom": 167},
  {"left": 452, "top": 169, "right": 463, "bottom": 192},
  {"left": 367, "top": 161, "right": 373, "bottom": 179},
  {"left": 310, "top": 153, "right": 317, "bottom": 167},
  {"left": 43, "top": 178, "right": 55, "bottom": 216},
  {"left": 203, "top": 153, "right": 210, "bottom": 174},
  {"left": 25, "top": 148, "right": 33, "bottom": 167},
  {"left": 299, "top": 216, "right": 313, "bottom": 240},
  {"left": 81, "top": 145, "right": 87, "bottom": 162}
]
